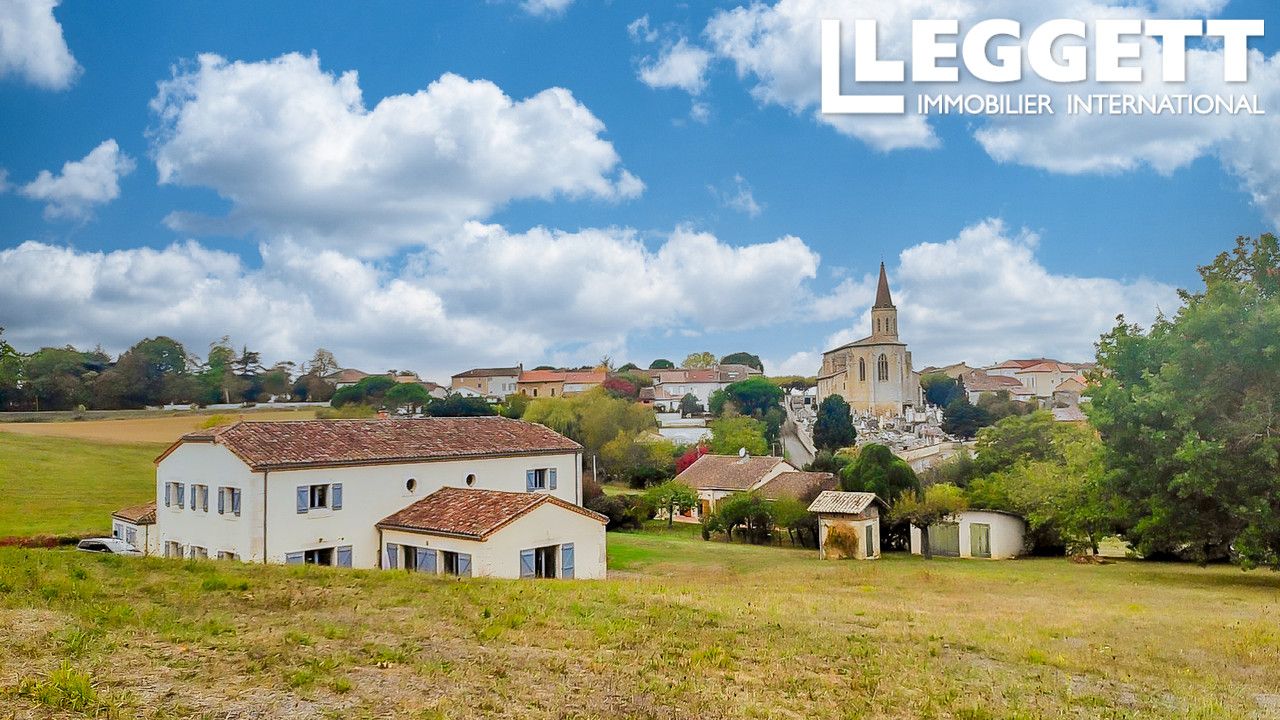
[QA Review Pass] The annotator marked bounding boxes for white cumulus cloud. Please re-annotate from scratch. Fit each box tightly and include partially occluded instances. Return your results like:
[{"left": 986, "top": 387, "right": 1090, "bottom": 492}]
[
  {"left": 0, "top": 0, "right": 79, "bottom": 90},
  {"left": 149, "top": 52, "right": 642, "bottom": 256},
  {"left": 19, "top": 139, "right": 135, "bottom": 219},
  {"left": 639, "top": 37, "right": 714, "bottom": 95},
  {"left": 521, "top": 0, "right": 573, "bottom": 17}
]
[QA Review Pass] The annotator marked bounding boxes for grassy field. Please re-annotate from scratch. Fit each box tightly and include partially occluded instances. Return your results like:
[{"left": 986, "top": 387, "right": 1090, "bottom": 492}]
[
  {"left": 1, "top": 526, "right": 1277, "bottom": 719},
  {"left": 0, "top": 434, "right": 161, "bottom": 538},
  {"left": 0, "top": 408, "right": 318, "bottom": 444}
]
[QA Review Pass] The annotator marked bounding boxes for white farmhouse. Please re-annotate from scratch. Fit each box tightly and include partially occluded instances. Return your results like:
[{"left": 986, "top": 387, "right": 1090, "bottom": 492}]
[{"left": 135, "top": 417, "right": 606, "bottom": 577}]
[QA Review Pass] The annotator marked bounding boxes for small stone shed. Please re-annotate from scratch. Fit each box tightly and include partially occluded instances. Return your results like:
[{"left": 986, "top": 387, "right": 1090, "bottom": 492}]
[{"left": 807, "top": 491, "right": 888, "bottom": 560}]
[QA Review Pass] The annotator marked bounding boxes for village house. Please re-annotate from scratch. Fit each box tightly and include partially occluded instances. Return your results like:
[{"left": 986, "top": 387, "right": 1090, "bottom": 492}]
[
  {"left": 807, "top": 491, "right": 887, "bottom": 560},
  {"left": 673, "top": 453, "right": 796, "bottom": 519},
  {"left": 961, "top": 370, "right": 1035, "bottom": 404},
  {"left": 450, "top": 365, "right": 522, "bottom": 400},
  {"left": 816, "top": 263, "right": 923, "bottom": 417},
  {"left": 650, "top": 364, "right": 766, "bottom": 413},
  {"left": 128, "top": 417, "right": 607, "bottom": 578},
  {"left": 515, "top": 369, "right": 605, "bottom": 398},
  {"left": 111, "top": 501, "right": 159, "bottom": 556},
  {"left": 909, "top": 509, "right": 1026, "bottom": 559},
  {"left": 323, "top": 368, "right": 370, "bottom": 389}
]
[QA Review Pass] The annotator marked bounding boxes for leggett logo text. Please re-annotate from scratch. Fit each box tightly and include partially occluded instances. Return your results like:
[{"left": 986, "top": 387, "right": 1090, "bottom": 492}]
[{"left": 821, "top": 18, "right": 1266, "bottom": 117}]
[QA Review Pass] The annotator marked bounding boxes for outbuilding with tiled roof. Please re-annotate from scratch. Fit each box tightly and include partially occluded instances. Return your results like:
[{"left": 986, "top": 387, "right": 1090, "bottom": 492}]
[
  {"left": 376, "top": 487, "right": 606, "bottom": 579},
  {"left": 807, "top": 491, "right": 888, "bottom": 560},
  {"left": 110, "top": 501, "right": 159, "bottom": 556}
]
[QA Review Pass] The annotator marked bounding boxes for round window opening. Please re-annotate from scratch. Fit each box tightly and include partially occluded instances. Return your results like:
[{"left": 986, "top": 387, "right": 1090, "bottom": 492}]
[
  {"left": 406, "top": 478, "right": 417, "bottom": 492},
  {"left": 465, "top": 473, "right": 477, "bottom": 487}
]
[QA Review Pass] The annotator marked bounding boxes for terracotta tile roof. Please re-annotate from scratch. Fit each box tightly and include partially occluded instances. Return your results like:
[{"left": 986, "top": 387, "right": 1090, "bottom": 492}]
[
  {"left": 961, "top": 371, "right": 1026, "bottom": 393},
  {"left": 563, "top": 371, "right": 605, "bottom": 384},
  {"left": 1052, "top": 406, "right": 1088, "bottom": 422},
  {"left": 112, "top": 501, "right": 157, "bottom": 525},
  {"left": 657, "top": 369, "right": 719, "bottom": 384},
  {"left": 324, "top": 368, "right": 370, "bottom": 383},
  {"left": 518, "top": 370, "right": 565, "bottom": 383},
  {"left": 1017, "top": 361, "right": 1080, "bottom": 374},
  {"left": 807, "top": 491, "right": 885, "bottom": 515},
  {"left": 991, "top": 358, "right": 1058, "bottom": 370},
  {"left": 157, "top": 417, "right": 580, "bottom": 470},
  {"left": 756, "top": 471, "right": 836, "bottom": 501},
  {"left": 377, "top": 487, "right": 606, "bottom": 539},
  {"left": 675, "top": 454, "right": 792, "bottom": 491},
  {"left": 452, "top": 366, "right": 521, "bottom": 379}
]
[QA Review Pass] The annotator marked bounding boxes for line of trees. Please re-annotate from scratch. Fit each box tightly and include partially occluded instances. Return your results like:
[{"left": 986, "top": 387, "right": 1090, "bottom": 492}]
[{"left": 0, "top": 332, "right": 342, "bottom": 411}]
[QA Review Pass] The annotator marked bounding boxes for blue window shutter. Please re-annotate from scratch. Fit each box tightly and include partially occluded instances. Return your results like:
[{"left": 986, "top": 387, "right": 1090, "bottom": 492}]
[
  {"left": 331, "top": 483, "right": 343, "bottom": 510},
  {"left": 177, "top": 483, "right": 185, "bottom": 509},
  {"left": 285, "top": 552, "right": 304, "bottom": 565},
  {"left": 296, "top": 486, "right": 308, "bottom": 514},
  {"left": 549, "top": 468, "right": 557, "bottom": 490},
  {"left": 217, "top": 487, "right": 225, "bottom": 515},
  {"left": 232, "top": 489, "right": 242, "bottom": 516},
  {"left": 526, "top": 470, "right": 536, "bottom": 492},
  {"left": 423, "top": 549, "right": 437, "bottom": 574},
  {"left": 336, "top": 546, "right": 352, "bottom": 568},
  {"left": 457, "top": 553, "right": 472, "bottom": 578},
  {"left": 519, "top": 549, "right": 535, "bottom": 579},
  {"left": 189, "top": 484, "right": 196, "bottom": 509},
  {"left": 415, "top": 547, "right": 431, "bottom": 573},
  {"left": 561, "top": 543, "right": 575, "bottom": 579},
  {"left": 385, "top": 544, "right": 398, "bottom": 569},
  {"left": 164, "top": 483, "right": 171, "bottom": 507}
]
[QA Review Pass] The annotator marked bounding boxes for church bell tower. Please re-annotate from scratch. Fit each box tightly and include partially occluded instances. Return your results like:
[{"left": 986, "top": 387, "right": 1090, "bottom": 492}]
[{"left": 870, "top": 262, "right": 898, "bottom": 341}]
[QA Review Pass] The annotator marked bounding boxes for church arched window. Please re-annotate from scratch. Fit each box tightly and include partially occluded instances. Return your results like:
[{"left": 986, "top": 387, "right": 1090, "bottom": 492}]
[
  {"left": 858, "top": 358, "right": 865, "bottom": 382},
  {"left": 878, "top": 354, "right": 889, "bottom": 382}
]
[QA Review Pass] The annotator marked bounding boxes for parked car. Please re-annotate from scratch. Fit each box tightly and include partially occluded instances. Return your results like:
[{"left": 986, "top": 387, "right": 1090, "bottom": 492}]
[{"left": 76, "top": 538, "right": 142, "bottom": 556}]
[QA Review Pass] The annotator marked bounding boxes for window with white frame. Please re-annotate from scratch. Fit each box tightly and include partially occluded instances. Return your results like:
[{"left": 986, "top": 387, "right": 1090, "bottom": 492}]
[
  {"left": 216, "top": 550, "right": 239, "bottom": 561},
  {"left": 296, "top": 483, "right": 342, "bottom": 513},
  {"left": 218, "top": 486, "right": 242, "bottom": 517},
  {"left": 164, "top": 541, "right": 182, "bottom": 558},
  {"left": 190, "top": 546, "right": 208, "bottom": 560},
  {"left": 125, "top": 527, "right": 137, "bottom": 546},
  {"left": 525, "top": 467, "right": 557, "bottom": 492}
]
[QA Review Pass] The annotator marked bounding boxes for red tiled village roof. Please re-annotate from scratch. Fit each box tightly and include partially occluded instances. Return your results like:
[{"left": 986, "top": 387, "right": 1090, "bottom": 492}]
[
  {"left": 112, "top": 501, "right": 157, "bottom": 525},
  {"left": 675, "top": 454, "right": 793, "bottom": 491},
  {"left": 156, "top": 417, "right": 580, "bottom": 470},
  {"left": 377, "top": 487, "right": 605, "bottom": 539}
]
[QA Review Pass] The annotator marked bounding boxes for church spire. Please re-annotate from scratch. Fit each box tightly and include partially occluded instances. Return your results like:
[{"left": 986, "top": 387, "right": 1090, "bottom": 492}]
[{"left": 873, "top": 261, "right": 894, "bottom": 308}]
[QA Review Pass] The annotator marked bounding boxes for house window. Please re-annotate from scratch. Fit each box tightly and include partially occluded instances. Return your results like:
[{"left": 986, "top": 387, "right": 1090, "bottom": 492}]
[
  {"left": 465, "top": 473, "right": 476, "bottom": 486},
  {"left": 304, "top": 548, "right": 334, "bottom": 565},
  {"left": 164, "top": 482, "right": 187, "bottom": 509},
  {"left": 112, "top": 522, "right": 123, "bottom": 539},
  {"left": 217, "top": 551, "right": 239, "bottom": 561},
  {"left": 858, "top": 358, "right": 865, "bottom": 382},
  {"left": 406, "top": 478, "right": 417, "bottom": 493},
  {"left": 519, "top": 546, "right": 559, "bottom": 579},
  {"left": 441, "top": 550, "right": 471, "bottom": 577},
  {"left": 218, "top": 487, "right": 242, "bottom": 516},
  {"left": 525, "top": 468, "right": 557, "bottom": 492},
  {"left": 532, "top": 389, "right": 538, "bottom": 397},
  {"left": 165, "top": 541, "right": 182, "bottom": 558},
  {"left": 297, "top": 483, "right": 342, "bottom": 513},
  {"left": 125, "top": 527, "right": 137, "bottom": 545},
  {"left": 190, "top": 546, "right": 208, "bottom": 560},
  {"left": 878, "top": 354, "right": 889, "bottom": 382},
  {"left": 193, "top": 484, "right": 209, "bottom": 512}
]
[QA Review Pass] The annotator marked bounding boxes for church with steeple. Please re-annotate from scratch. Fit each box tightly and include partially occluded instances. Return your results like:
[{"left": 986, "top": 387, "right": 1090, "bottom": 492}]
[{"left": 815, "top": 262, "right": 923, "bottom": 417}]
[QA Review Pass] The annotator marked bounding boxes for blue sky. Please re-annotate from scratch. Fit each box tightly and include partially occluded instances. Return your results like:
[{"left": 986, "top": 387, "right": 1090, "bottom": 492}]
[{"left": 1, "top": 1, "right": 1277, "bottom": 378}]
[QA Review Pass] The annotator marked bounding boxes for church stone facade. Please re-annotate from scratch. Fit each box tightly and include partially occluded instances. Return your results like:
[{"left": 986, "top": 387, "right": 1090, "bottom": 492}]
[{"left": 816, "top": 263, "right": 922, "bottom": 417}]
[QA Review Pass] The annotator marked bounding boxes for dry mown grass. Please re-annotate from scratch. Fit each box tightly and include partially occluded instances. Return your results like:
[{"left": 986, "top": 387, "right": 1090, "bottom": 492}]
[
  {"left": 0, "top": 409, "right": 317, "bottom": 445},
  {"left": 1, "top": 526, "right": 1278, "bottom": 719}
]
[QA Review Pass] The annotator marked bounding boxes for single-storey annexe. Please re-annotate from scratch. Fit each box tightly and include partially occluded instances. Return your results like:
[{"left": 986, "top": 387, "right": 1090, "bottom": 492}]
[
  {"left": 808, "top": 491, "right": 887, "bottom": 560},
  {"left": 909, "top": 509, "right": 1026, "bottom": 559}
]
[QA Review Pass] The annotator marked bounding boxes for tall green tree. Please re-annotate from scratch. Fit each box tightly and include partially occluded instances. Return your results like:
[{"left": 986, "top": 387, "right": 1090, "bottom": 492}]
[
  {"left": 716, "top": 377, "right": 784, "bottom": 418},
  {"left": 719, "top": 351, "right": 764, "bottom": 372},
  {"left": 648, "top": 358, "right": 675, "bottom": 370},
  {"left": 942, "top": 395, "right": 992, "bottom": 439},
  {"left": 682, "top": 351, "right": 716, "bottom": 369},
  {"left": 385, "top": 383, "right": 431, "bottom": 413},
  {"left": 708, "top": 416, "right": 768, "bottom": 456},
  {"left": 1091, "top": 235, "right": 1280, "bottom": 567},
  {"left": 678, "top": 393, "right": 702, "bottom": 417},
  {"left": 813, "top": 395, "right": 856, "bottom": 451},
  {"left": 840, "top": 443, "right": 920, "bottom": 503}
]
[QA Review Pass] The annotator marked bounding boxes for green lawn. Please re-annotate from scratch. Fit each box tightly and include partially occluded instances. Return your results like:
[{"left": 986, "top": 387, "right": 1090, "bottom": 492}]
[
  {"left": 0, "top": 434, "right": 161, "bottom": 537},
  {"left": 2, "top": 529, "right": 1278, "bottom": 719}
]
